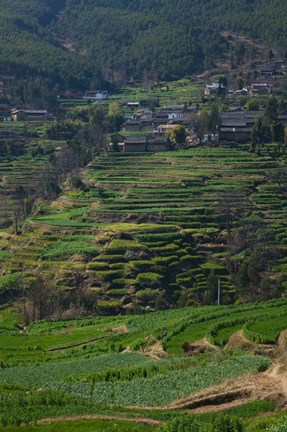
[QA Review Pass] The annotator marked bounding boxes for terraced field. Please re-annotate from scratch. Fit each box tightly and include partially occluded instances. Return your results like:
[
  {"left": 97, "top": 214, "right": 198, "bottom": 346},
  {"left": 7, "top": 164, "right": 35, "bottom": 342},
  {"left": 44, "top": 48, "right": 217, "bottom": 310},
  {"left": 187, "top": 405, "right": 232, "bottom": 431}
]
[
  {"left": 0, "top": 122, "right": 64, "bottom": 229},
  {"left": 1, "top": 146, "right": 286, "bottom": 312},
  {"left": 1, "top": 300, "right": 287, "bottom": 429},
  {"left": 60, "top": 80, "right": 204, "bottom": 109}
]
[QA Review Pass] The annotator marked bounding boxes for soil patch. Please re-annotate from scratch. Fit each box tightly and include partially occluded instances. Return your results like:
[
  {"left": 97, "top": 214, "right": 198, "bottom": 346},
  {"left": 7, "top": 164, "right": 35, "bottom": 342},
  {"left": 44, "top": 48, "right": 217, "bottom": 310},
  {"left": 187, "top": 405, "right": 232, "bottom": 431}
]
[
  {"left": 35, "top": 414, "right": 164, "bottom": 427},
  {"left": 224, "top": 330, "right": 255, "bottom": 351},
  {"left": 106, "top": 325, "right": 129, "bottom": 334},
  {"left": 168, "top": 330, "right": 287, "bottom": 414},
  {"left": 183, "top": 338, "right": 218, "bottom": 356},
  {"left": 141, "top": 339, "right": 167, "bottom": 360}
]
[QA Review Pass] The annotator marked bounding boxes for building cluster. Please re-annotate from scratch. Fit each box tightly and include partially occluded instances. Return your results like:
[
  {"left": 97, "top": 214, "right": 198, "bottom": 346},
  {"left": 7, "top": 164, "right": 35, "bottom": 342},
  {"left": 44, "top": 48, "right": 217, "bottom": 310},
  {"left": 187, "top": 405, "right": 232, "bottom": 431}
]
[
  {"left": 0, "top": 56, "right": 286, "bottom": 152},
  {"left": 109, "top": 101, "right": 199, "bottom": 152}
]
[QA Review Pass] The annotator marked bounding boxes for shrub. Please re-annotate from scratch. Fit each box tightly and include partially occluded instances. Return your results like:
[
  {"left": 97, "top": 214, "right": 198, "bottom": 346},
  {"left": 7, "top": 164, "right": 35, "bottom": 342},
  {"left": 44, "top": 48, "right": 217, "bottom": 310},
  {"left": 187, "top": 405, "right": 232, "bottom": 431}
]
[
  {"left": 212, "top": 414, "right": 243, "bottom": 432},
  {"left": 159, "top": 415, "right": 202, "bottom": 432},
  {"left": 137, "top": 272, "right": 163, "bottom": 287}
]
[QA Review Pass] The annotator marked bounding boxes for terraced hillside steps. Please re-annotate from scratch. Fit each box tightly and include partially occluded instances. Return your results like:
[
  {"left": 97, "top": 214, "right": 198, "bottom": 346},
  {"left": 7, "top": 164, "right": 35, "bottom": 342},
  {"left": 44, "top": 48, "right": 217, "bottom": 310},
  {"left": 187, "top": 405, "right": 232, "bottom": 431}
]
[{"left": 0, "top": 147, "right": 287, "bottom": 311}]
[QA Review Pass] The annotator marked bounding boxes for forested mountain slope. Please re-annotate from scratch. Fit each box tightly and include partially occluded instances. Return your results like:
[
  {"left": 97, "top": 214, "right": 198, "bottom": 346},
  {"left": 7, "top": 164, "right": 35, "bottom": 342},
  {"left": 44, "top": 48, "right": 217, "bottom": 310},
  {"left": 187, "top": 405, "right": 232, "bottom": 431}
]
[
  {"left": 0, "top": 0, "right": 102, "bottom": 89},
  {"left": 0, "top": 0, "right": 286, "bottom": 86}
]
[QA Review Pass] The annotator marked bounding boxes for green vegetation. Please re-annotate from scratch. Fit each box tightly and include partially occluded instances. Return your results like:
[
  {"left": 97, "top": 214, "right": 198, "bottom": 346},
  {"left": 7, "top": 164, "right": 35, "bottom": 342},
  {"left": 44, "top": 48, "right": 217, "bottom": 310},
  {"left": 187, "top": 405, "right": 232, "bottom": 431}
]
[
  {"left": 1, "top": 145, "right": 286, "bottom": 314},
  {"left": 0, "top": 300, "right": 284, "bottom": 429},
  {"left": 0, "top": 0, "right": 286, "bottom": 85},
  {"left": 1, "top": 3, "right": 287, "bottom": 431},
  {"left": 0, "top": 420, "right": 154, "bottom": 432},
  {"left": 56, "top": 0, "right": 287, "bottom": 82},
  {"left": 0, "top": 1, "right": 103, "bottom": 89}
]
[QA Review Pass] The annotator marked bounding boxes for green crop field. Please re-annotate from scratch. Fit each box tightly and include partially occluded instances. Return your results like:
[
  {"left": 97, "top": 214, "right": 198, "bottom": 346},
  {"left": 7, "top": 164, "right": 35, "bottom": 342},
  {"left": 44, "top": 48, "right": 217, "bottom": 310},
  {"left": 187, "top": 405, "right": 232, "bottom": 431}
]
[
  {"left": 0, "top": 299, "right": 286, "bottom": 429},
  {"left": 1, "top": 114, "right": 287, "bottom": 431}
]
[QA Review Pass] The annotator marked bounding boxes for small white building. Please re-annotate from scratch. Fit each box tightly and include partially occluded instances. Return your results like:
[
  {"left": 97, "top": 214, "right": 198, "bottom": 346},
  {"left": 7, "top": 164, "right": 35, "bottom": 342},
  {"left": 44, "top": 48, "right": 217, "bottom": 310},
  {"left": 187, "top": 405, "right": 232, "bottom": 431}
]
[
  {"left": 203, "top": 133, "right": 219, "bottom": 143},
  {"left": 82, "top": 90, "right": 108, "bottom": 100},
  {"left": 204, "top": 83, "right": 220, "bottom": 96}
]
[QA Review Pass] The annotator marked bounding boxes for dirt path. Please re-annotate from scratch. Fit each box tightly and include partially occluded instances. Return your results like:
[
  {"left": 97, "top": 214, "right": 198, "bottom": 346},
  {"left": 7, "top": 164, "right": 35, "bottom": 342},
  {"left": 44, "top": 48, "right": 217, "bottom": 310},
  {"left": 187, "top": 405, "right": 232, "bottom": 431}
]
[
  {"left": 47, "top": 336, "right": 108, "bottom": 352},
  {"left": 35, "top": 414, "right": 164, "bottom": 427}
]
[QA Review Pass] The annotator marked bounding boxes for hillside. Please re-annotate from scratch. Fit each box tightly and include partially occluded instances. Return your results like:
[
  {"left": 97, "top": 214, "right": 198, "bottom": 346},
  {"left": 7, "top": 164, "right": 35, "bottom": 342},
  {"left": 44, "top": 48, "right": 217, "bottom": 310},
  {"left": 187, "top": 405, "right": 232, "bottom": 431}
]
[
  {"left": 58, "top": 0, "right": 287, "bottom": 82},
  {"left": 1, "top": 144, "right": 287, "bottom": 316},
  {"left": 0, "top": 0, "right": 286, "bottom": 86},
  {"left": 0, "top": 0, "right": 102, "bottom": 89}
]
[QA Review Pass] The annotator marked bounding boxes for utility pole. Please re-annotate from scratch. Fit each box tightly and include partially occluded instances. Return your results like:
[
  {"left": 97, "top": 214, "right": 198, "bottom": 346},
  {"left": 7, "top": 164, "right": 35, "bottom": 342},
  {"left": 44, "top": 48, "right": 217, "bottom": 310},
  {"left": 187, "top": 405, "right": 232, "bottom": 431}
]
[{"left": 217, "top": 279, "right": 221, "bottom": 306}]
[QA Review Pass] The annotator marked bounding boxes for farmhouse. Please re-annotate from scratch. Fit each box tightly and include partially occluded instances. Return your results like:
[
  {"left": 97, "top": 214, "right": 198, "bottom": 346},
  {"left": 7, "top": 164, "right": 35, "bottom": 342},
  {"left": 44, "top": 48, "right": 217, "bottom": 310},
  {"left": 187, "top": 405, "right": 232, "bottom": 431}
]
[
  {"left": 204, "top": 83, "right": 220, "bottom": 96},
  {"left": 121, "top": 119, "right": 143, "bottom": 132},
  {"left": 259, "top": 64, "right": 276, "bottom": 77},
  {"left": 109, "top": 133, "right": 125, "bottom": 151},
  {"left": 134, "top": 109, "right": 153, "bottom": 120},
  {"left": 152, "top": 112, "right": 170, "bottom": 127},
  {"left": 219, "top": 110, "right": 260, "bottom": 142},
  {"left": 274, "top": 60, "right": 285, "bottom": 71},
  {"left": 220, "top": 127, "right": 252, "bottom": 142},
  {"left": 156, "top": 124, "right": 181, "bottom": 135},
  {"left": 126, "top": 102, "right": 140, "bottom": 109},
  {"left": 123, "top": 136, "right": 147, "bottom": 152},
  {"left": 250, "top": 83, "right": 271, "bottom": 95},
  {"left": 82, "top": 90, "right": 108, "bottom": 100},
  {"left": 146, "top": 136, "right": 171, "bottom": 152},
  {"left": 233, "top": 88, "right": 248, "bottom": 96},
  {"left": 139, "top": 98, "right": 159, "bottom": 108},
  {"left": 122, "top": 115, "right": 152, "bottom": 131},
  {"left": 11, "top": 110, "right": 48, "bottom": 121},
  {"left": 110, "top": 135, "right": 170, "bottom": 152}
]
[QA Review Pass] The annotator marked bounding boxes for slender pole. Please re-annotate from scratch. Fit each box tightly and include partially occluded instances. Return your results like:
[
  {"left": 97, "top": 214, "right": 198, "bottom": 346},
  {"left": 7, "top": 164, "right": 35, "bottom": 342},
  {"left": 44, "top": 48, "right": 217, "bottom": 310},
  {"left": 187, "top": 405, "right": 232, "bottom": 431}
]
[{"left": 217, "top": 279, "right": 221, "bottom": 306}]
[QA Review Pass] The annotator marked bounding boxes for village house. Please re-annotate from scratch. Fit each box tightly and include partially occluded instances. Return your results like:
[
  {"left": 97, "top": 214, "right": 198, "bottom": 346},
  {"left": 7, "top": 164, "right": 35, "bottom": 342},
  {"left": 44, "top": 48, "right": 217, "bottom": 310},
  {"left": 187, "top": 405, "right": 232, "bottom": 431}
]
[
  {"left": 152, "top": 105, "right": 185, "bottom": 126},
  {"left": 121, "top": 119, "right": 143, "bottom": 132},
  {"left": 220, "top": 127, "right": 252, "bottom": 142},
  {"left": 233, "top": 88, "right": 248, "bottom": 96},
  {"left": 152, "top": 105, "right": 196, "bottom": 129},
  {"left": 167, "top": 111, "right": 184, "bottom": 121},
  {"left": 258, "top": 60, "right": 286, "bottom": 77},
  {"left": 139, "top": 98, "right": 159, "bottom": 108},
  {"left": 109, "top": 135, "right": 170, "bottom": 153},
  {"left": 121, "top": 112, "right": 152, "bottom": 131},
  {"left": 152, "top": 112, "right": 170, "bottom": 127},
  {"left": 109, "top": 133, "right": 125, "bottom": 151},
  {"left": 82, "top": 90, "right": 108, "bottom": 100},
  {"left": 204, "top": 83, "right": 220, "bottom": 96},
  {"left": 274, "top": 60, "right": 285, "bottom": 71},
  {"left": 203, "top": 133, "right": 218, "bottom": 143},
  {"left": 146, "top": 136, "right": 171, "bottom": 152},
  {"left": 250, "top": 83, "right": 271, "bottom": 95},
  {"left": 134, "top": 109, "right": 153, "bottom": 120},
  {"left": 259, "top": 64, "right": 276, "bottom": 77},
  {"left": 11, "top": 109, "right": 49, "bottom": 122},
  {"left": 219, "top": 110, "right": 261, "bottom": 142},
  {"left": 155, "top": 123, "right": 181, "bottom": 135},
  {"left": 126, "top": 102, "right": 140, "bottom": 109}
]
